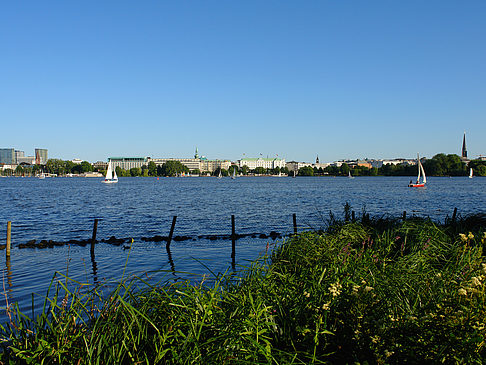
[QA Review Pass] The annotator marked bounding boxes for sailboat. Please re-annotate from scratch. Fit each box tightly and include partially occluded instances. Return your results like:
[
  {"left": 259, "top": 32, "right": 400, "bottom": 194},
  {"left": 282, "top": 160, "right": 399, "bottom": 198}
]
[
  {"left": 469, "top": 168, "right": 473, "bottom": 179},
  {"left": 348, "top": 171, "right": 354, "bottom": 179},
  {"left": 102, "top": 161, "right": 118, "bottom": 184},
  {"left": 231, "top": 169, "right": 236, "bottom": 179},
  {"left": 408, "top": 154, "right": 426, "bottom": 187},
  {"left": 217, "top": 169, "right": 222, "bottom": 179}
]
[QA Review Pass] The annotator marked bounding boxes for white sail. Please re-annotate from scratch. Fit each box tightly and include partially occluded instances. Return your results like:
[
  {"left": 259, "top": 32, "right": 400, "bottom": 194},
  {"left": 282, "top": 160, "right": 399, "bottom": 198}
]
[
  {"left": 416, "top": 154, "right": 421, "bottom": 182},
  {"left": 419, "top": 158, "right": 426, "bottom": 183},
  {"left": 105, "top": 161, "right": 113, "bottom": 180},
  {"left": 113, "top": 165, "right": 118, "bottom": 180},
  {"left": 469, "top": 168, "right": 473, "bottom": 178}
]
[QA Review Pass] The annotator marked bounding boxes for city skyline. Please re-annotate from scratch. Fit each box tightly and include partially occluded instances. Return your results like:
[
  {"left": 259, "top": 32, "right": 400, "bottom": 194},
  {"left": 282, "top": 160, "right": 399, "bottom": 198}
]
[{"left": 1, "top": 1, "right": 485, "bottom": 162}]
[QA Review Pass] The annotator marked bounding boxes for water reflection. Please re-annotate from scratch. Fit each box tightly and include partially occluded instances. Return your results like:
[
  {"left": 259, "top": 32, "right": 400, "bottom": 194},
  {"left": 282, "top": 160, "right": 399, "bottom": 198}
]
[
  {"left": 90, "top": 250, "right": 98, "bottom": 284},
  {"left": 166, "top": 246, "right": 176, "bottom": 275},
  {"left": 5, "top": 256, "right": 13, "bottom": 301}
]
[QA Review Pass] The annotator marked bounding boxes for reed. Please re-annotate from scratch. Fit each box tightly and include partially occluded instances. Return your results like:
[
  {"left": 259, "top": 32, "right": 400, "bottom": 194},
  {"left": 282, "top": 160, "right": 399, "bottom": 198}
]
[{"left": 1, "top": 213, "right": 485, "bottom": 364}]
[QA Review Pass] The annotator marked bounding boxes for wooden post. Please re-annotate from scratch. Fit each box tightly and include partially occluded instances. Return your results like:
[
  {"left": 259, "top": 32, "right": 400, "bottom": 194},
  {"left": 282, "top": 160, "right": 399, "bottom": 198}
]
[
  {"left": 167, "top": 216, "right": 177, "bottom": 249},
  {"left": 293, "top": 213, "right": 297, "bottom": 235},
  {"left": 451, "top": 207, "right": 457, "bottom": 224},
  {"left": 231, "top": 215, "right": 236, "bottom": 260},
  {"left": 91, "top": 219, "right": 98, "bottom": 254},
  {"left": 402, "top": 211, "right": 407, "bottom": 221},
  {"left": 351, "top": 211, "right": 355, "bottom": 222},
  {"left": 6, "top": 221, "right": 11, "bottom": 257}
]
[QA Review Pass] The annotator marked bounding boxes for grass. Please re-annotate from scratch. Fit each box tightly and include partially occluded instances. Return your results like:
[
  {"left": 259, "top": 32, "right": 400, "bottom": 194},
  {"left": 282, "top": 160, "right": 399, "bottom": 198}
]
[{"left": 1, "top": 210, "right": 485, "bottom": 364}]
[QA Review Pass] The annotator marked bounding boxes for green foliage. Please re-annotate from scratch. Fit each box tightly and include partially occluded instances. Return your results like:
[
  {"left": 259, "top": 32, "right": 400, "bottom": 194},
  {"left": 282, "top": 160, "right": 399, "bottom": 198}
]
[
  {"left": 469, "top": 159, "right": 486, "bottom": 176},
  {"left": 160, "top": 161, "right": 189, "bottom": 177},
  {"left": 1, "top": 216, "right": 485, "bottom": 363},
  {"left": 241, "top": 165, "right": 249, "bottom": 175},
  {"left": 80, "top": 161, "right": 93, "bottom": 173},
  {"left": 340, "top": 163, "right": 350, "bottom": 175},
  {"left": 254, "top": 167, "right": 266, "bottom": 175},
  {"left": 298, "top": 166, "right": 314, "bottom": 176},
  {"left": 147, "top": 161, "right": 157, "bottom": 176}
]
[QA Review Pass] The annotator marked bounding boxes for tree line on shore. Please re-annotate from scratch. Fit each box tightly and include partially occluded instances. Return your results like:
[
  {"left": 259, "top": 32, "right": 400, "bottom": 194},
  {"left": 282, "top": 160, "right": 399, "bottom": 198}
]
[{"left": 2, "top": 153, "right": 486, "bottom": 177}]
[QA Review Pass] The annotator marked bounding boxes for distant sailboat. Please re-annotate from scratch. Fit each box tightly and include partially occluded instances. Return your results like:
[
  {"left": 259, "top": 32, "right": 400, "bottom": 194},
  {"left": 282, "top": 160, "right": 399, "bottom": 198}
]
[
  {"left": 408, "top": 154, "right": 426, "bottom": 187},
  {"left": 348, "top": 171, "right": 354, "bottom": 179},
  {"left": 217, "top": 169, "right": 222, "bottom": 179},
  {"left": 102, "top": 161, "right": 118, "bottom": 184},
  {"left": 231, "top": 168, "right": 236, "bottom": 179},
  {"left": 469, "top": 168, "right": 473, "bottom": 179}
]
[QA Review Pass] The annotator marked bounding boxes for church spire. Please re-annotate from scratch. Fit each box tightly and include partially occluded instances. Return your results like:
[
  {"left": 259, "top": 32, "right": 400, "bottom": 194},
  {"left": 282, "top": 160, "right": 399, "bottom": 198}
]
[
  {"left": 462, "top": 132, "right": 467, "bottom": 158},
  {"left": 316, "top": 155, "right": 319, "bottom": 164}
]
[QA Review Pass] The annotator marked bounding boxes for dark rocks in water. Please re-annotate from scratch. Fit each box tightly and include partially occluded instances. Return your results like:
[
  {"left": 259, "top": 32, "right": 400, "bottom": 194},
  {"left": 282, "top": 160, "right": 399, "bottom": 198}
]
[
  {"left": 269, "top": 231, "right": 280, "bottom": 240},
  {"left": 142, "top": 235, "right": 167, "bottom": 242},
  {"left": 38, "top": 240, "right": 48, "bottom": 249},
  {"left": 27, "top": 239, "right": 36, "bottom": 245},
  {"left": 106, "top": 236, "right": 125, "bottom": 245},
  {"left": 259, "top": 233, "right": 268, "bottom": 239},
  {"left": 0, "top": 245, "right": 5, "bottom": 250},
  {"left": 209, "top": 236, "right": 218, "bottom": 241},
  {"left": 173, "top": 235, "right": 191, "bottom": 242}
]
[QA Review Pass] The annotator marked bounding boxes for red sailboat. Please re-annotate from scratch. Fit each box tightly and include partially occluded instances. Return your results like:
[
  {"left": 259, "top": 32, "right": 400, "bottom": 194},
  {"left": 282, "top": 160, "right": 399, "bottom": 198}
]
[{"left": 408, "top": 154, "right": 426, "bottom": 188}]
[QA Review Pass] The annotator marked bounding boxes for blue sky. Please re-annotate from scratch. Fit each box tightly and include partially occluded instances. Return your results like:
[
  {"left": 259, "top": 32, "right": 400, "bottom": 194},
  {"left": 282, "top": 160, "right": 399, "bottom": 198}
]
[{"left": 1, "top": 1, "right": 485, "bottom": 163}]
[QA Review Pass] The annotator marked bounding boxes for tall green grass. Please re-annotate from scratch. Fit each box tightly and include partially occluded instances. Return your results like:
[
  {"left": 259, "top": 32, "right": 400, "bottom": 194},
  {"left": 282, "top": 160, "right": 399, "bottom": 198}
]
[{"left": 1, "top": 213, "right": 485, "bottom": 363}]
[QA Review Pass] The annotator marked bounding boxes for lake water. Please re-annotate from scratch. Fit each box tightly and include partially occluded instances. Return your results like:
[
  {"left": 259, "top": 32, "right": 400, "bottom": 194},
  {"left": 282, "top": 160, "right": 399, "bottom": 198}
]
[{"left": 0, "top": 176, "right": 485, "bottom": 319}]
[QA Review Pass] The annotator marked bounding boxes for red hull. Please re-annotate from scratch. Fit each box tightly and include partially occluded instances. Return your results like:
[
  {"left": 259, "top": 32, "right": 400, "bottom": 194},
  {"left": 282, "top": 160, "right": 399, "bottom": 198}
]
[{"left": 408, "top": 183, "right": 425, "bottom": 187}]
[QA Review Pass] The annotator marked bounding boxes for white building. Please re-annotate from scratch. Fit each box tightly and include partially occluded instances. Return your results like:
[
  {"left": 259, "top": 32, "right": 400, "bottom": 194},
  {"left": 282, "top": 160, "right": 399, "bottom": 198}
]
[
  {"left": 109, "top": 157, "right": 148, "bottom": 170},
  {"left": 149, "top": 158, "right": 202, "bottom": 171},
  {"left": 238, "top": 158, "right": 286, "bottom": 170}
]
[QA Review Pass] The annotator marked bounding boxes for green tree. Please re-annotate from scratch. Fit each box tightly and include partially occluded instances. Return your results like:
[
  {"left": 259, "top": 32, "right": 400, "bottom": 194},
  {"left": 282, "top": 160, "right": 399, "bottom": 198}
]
[
  {"left": 340, "top": 163, "right": 350, "bottom": 176},
  {"left": 45, "top": 159, "right": 66, "bottom": 175},
  {"left": 476, "top": 165, "right": 486, "bottom": 176},
  {"left": 65, "top": 161, "right": 75, "bottom": 173},
  {"left": 130, "top": 167, "right": 142, "bottom": 176},
  {"left": 81, "top": 161, "right": 93, "bottom": 173},
  {"left": 148, "top": 161, "right": 157, "bottom": 176},
  {"left": 254, "top": 167, "right": 266, "bottom": 175},
  {"left": 229, "top": 165, "right": 239, "bottom": 175},
  {"left": 298, "top": 166, "right": 314, "bottom": 176},
  {"left": 241, "top": 165, "right": 249, "bottom": 175},
  {"left": 161, "top": 161, "right": 188, "bottom": 177},
  {"left": 325, "top": 165, "right": 340, "bottom": 176},
  {"left": 15, "top": 165, "right": 23, "bottom": 176}
]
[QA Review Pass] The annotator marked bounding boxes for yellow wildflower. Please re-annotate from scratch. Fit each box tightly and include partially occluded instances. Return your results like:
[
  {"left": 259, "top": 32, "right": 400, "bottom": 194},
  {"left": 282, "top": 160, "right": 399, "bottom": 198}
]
[
  {"left": 329, "top": 282, "right": 342, "bottom": 297},
  {"left": 458, "top": 288, "right": 468, "bottom": 296},
  {"left": 371, "top": 335, "right": 380, "bottom": 344},
  {"left": 459, "top": 233, "right": 467, "bottom": 242},
  {"left": 471, "top": 277, "right": 482, "bottom": 287},
  {"left": 468, "top": 232, "right": 474, "bottom": 240},
  {"left": 322, "top": 302, "right": 330, "bottom": 310}
]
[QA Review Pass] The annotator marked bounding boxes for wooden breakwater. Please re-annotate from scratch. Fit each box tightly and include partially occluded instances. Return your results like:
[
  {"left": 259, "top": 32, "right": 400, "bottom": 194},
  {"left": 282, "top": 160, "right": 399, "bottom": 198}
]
[{"left": 3, "top": 208, "right": 462, "bottom": 255}]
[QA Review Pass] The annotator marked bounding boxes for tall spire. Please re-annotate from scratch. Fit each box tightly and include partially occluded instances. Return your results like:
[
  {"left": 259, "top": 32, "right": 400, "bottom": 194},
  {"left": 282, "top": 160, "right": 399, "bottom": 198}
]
[
  {"left": 462, "top": 132, "right": 467, "bottom": 158},
  {"left": 316, "top": 155, "right": 319, "bottom": 164},
  {"left": 195, "top": 147, "right": 199, "bottom": 159}
]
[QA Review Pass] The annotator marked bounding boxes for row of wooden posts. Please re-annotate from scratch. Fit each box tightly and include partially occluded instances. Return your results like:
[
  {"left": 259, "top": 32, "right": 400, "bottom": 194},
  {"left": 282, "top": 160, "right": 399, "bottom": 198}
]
[{"left": 4, "top": 209, "right": 460, "bottom": 259}]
